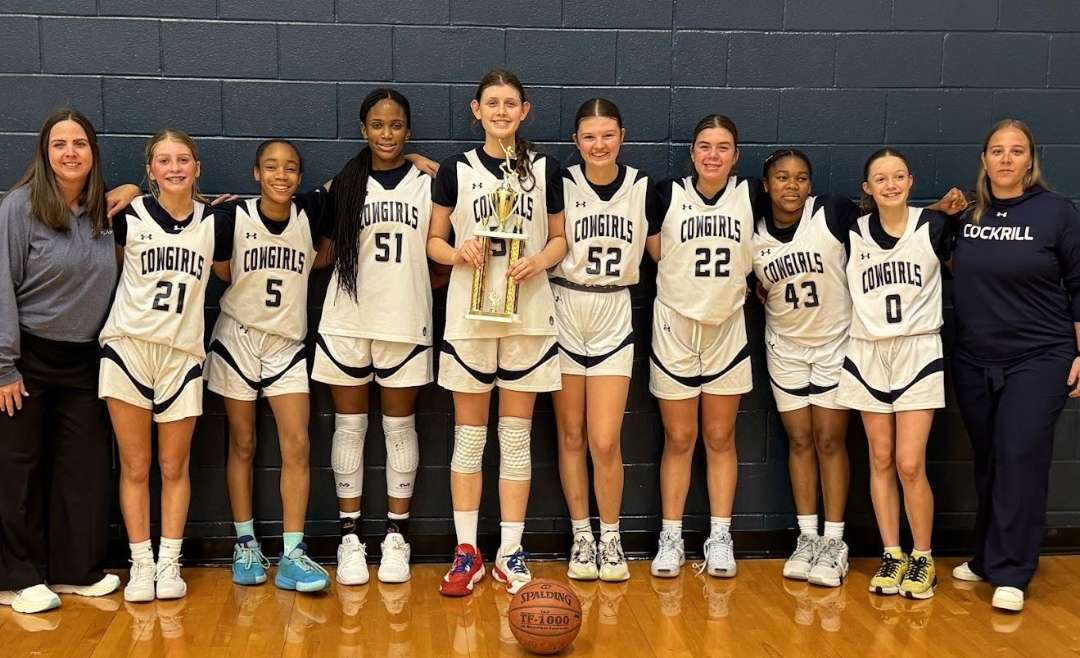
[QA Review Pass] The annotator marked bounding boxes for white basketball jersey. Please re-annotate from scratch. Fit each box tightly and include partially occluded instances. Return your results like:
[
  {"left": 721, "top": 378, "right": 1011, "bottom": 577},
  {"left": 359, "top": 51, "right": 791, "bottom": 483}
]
[
  {"left": 218, "top": 198, "right": 316, "bottom": 342},
  {"left": 847, "top": 207, "right": 943, "bottom": 340},
  {"left": 443, "top": 149, "right": 557, "bottom": 340},
  {"left": 753, "top": 196, "right": 851, "bottom": 347},
  {"left": 552, "top": 164, "right": 648, "bottom": 287},
  {"left": 100, "top": 196, "right": 216, "bottom": 358},
  {"left": 320, "top": 164, "right": 433, "bottom": 345},
  {"left": 656, "top": 176, "right": 754, "bottom": 325}
]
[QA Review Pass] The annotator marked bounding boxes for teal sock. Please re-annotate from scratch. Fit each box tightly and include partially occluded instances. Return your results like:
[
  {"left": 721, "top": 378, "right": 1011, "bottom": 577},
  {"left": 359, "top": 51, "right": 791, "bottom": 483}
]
[
  {"left": 283, "top": 532, "right": 304, "bottom": 555},
  {"left": 234, "top": 519, "right": 255, "bottom": 540}
]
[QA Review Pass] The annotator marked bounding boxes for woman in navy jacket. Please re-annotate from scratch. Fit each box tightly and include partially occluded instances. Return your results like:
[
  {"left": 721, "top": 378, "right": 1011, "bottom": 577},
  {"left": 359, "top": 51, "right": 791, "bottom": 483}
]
[{"left": 950, "top": 119, "right": 1080, "bottom": 613}]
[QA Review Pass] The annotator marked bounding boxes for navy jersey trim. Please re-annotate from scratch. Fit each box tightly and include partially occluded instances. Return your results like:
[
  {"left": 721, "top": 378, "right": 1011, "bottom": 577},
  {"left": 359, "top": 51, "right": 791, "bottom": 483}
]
[
  {"left": 768, "top": 375, "right": 839, "bottom": 398},
  {"left": 441, "top": 340, "right": 497, "bottom": 385},
  {"left": 208, "top": 339, "right": 259, "bottom": 391},
  {"left": 557, "top": 332, "right": 635, "bottom": 369},
  {"left": 153, "top": 364, "right": 203, "bottom": 415},
  {"left": 101, "top": 345, "right": 154, "bottom": 400},
  {"left": 496, "top": 342, "right": 560, "bottom": 381},
  {"left": 260, "top": 347, "right": 308, "bottom": 390},
  {"left": 650, "top": 342, "right": 751, "bottom": 388},
  {"left": 374, "top": 344, "right": 430, "bottom": 380},
  {"left": 316, "top": 333, "right": 374, "bottom": 380},
  {"left": 841, "top": 356, "right": 944, "bottom": 404}
]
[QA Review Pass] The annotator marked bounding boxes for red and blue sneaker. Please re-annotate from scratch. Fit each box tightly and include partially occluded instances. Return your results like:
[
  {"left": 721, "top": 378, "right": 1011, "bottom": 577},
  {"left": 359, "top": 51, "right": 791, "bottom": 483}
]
[{"left": 440, "top": 544, "right": 485, "bottom": 597}]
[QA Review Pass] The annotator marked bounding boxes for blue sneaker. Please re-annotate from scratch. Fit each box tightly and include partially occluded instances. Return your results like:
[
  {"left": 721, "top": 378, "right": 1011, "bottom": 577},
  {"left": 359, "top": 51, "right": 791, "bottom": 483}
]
[
  {"left": 233, "top": 536, "right": 269, "bottom": 586},
  {"left": 276, "top": 544, "right": 330, "bottom": 593}
]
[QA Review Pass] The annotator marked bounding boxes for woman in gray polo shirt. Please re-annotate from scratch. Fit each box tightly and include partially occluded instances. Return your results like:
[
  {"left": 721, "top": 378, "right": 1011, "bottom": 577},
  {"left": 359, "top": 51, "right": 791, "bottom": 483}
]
[{"left": 0, "top": 108, "right": 120, "bottom": 613}]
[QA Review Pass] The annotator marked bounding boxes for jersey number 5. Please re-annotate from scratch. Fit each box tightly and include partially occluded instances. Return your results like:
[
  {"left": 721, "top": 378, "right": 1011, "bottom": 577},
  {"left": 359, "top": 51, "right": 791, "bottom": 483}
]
[
  {"left": 266, "top": 278, "right": 283, "bottom": 308},
  {"left": 152, "top": 281, "right": 187, "bottom": 314},
  {"left": 586, "top": 246, "right": 622, "bottom": 277},
  {"left": 694, "top": 247, "right": 730, "bottom": 277}
]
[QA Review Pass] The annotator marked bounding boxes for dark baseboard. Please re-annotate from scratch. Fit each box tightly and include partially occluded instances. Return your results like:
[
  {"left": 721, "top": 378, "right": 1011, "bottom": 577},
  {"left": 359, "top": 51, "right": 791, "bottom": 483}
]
[{"left": 107, "top": 527, "right": 1080, "bottom": 567}]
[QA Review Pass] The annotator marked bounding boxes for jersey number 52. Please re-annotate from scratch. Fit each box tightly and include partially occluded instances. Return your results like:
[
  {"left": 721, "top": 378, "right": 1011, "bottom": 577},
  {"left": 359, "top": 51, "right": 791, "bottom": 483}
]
[{"left": 586, "top": 246, "right": 622, "bottom": 277}]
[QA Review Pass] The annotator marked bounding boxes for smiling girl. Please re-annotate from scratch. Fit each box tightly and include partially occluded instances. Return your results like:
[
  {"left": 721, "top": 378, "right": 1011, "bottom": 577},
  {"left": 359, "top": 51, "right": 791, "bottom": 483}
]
[
  {"left": 552, "top": 98, "right": 658, "bottom": 583},
  {"left": 204, "top": 139, "right": 329, "bottom": 593},
  {"left": 311, "top": 88, "right": 436, "bottom": 587},
  {"left": 835, "top": 149, "right": 954, "bottom": 600},
  {"left": 648, "top": 115, "right": 762, "bottom": 580},
  {"left": 427, "top": 68, "right": 567, "bottom": 597},
  {"left": 98, "top": 129, "right": 231, "bottom": 603}
]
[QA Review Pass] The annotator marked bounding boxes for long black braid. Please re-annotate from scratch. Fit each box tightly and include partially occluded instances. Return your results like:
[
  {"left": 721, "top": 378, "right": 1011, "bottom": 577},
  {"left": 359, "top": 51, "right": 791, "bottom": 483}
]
[{"left": 332, "top": 88, "right": 412, "bottom": 300}]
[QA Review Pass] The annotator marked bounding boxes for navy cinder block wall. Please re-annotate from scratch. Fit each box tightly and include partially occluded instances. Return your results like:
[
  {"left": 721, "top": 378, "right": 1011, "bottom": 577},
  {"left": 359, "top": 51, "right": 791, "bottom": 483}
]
[{"left": 2, "top": 1, "right": 1079, "bottom": 559}]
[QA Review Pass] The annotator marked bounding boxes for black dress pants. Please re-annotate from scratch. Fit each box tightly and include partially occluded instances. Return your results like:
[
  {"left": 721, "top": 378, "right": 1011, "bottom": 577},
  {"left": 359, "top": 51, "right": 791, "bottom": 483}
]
[
  {"left": 0, "top": 333, "right": 112, "bottom": 590},
  {"left": 952, "top": 350, "right": 1073, "bottom": 590}
]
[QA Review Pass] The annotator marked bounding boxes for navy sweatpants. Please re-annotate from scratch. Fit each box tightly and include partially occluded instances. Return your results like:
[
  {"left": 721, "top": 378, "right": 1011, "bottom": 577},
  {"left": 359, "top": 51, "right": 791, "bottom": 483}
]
[{"left": 952, "top": 350, "right": 1073, "bottom": 590}]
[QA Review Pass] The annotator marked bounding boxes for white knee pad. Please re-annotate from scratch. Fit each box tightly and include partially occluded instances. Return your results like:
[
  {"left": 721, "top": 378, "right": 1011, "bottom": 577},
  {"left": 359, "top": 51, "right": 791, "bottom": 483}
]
[
  {"left": 384, "top": 414, "right": 418, "bottom": 499},
  {"left": 498, "top": 416, "right": 531, "bottom": 481},
  {"left": 450, "top": 424, "right": 487, "bottom": 474},
  {"left": 332, "top": 413, "right": 367, "bottom": 499}
]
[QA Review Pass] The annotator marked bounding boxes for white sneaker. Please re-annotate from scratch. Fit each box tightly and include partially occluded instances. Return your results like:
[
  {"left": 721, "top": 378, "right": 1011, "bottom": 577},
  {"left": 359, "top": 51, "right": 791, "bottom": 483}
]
[
  {"left": 337, "top": 534, "right": 370, "bottom": 585},
  {"left": 8, "top": 584, "right": 61, "bottom": 614},
  {"left": 953, "top": 561, "right": 984, "bottom": 582},
  {"left": 155, "top": 556, "right": 187, "bottom": 600},
  {"left": 992, "top": 586, "right": 1024, "bottom": 612},
  {"left": 567, "top": 534, "right": 599, "bottom": 581},
  {"left": 124, "top": 559, "right": 156, "bottom": 603},
  {"left": 808, "top": 538, "right": 849, "bottom": 587},
  {"left": 493, "top": 545, "right": 532, "bottom": 594},
  {"left": 53, "top": 574, "right": 121, "bottom": 597},
  {"left": 598, "top": 533, "right": 630, "bottom": 582},
  {"left": 378, "top": 533, "right": 411, "bottom": 584},
  {"left": 782, "top": 534, "right": 819, "bottom": 580},
  {"left": 696, "top": 533, "right": 736, "bottom": 578},
  {"left": 650, "top": 528, "right": 685, "bottom": 578}
]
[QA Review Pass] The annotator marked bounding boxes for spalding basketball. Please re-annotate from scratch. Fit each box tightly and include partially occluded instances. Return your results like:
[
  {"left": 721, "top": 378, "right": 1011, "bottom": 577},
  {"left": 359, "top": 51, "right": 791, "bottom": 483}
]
[{"left": 508, "top": 579, "right": 582, "bottom": 655}]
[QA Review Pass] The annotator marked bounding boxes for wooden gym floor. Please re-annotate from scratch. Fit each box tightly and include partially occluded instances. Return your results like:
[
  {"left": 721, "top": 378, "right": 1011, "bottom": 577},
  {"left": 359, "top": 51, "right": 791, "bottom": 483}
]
[{"left": 4, "top": 556, "right": 1080, "bottom": 657}]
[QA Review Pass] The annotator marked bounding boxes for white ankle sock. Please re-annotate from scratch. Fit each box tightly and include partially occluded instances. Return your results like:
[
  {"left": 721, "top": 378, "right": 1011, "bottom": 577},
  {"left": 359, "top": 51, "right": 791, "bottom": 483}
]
[
  {"left": 710, "top": 517, "right": 732, "bottom": 537},
  {"left": 130, "top": 539, "right": 153, "bottom": 563},
  {"left": 499, "top": 521, "right": 525, "bottom": 555},
  {"left": 454, "top": 510, "right": 479, "bottom": 548},
  {"left": 823, "top": 521, "right": 844, "bottom": 540},
  {"left": 661, "top": 518, "right": 682, "bottom": 535},
  {"left": 797, "top": 514, "right": 819, "bottom": 536},
  {"left": 571, "top": 518, "right": 592, "bottom": 539},
  {"left": 600, "top": 520, "right": 620, "bottom": 539},
  {"left": 159, "top": 537, "right": 182, "bottom": 562}
]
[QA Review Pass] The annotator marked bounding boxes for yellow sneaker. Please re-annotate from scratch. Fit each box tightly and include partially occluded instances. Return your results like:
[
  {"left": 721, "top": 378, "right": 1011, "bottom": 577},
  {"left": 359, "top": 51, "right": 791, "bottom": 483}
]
[
  {"left": 868, "top": 550, "right": 908, "bottom": 595},
  {"left": 899, "top": 554, "right": 937, "bottom": 600}
]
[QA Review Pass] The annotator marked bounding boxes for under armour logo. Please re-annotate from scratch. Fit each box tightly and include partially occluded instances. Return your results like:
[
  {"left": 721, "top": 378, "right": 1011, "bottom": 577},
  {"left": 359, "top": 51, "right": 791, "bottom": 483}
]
[
  {"left": 682, "top": 204, "right": 693, "bottom": 211},
  {"left": 245, "top": 232, "right": 258, "bottom": 239},
  {"left": 760, "top": 248, "right": 771, "bottom": 256},
  {"left": 472, "top": 182, "right": 484, "bottom": 189},
  {"left": 860, "top": 253, "right": 871, "bottom": 260},
  {"left": 139, "top": 233, "right": 153, "bottom": 240},
  {"left": 996, "top": 211, "right": 1008, "bottom": 218},
  {"left": 663, "top": 322, "right": 671, "bottom": 332},
  {"left": 576, "top": 201, "right": 587, "bottom": 208}
]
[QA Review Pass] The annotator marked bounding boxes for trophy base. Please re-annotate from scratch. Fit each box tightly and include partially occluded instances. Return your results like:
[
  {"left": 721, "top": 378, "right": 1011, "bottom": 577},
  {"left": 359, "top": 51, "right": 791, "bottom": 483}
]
[
  {"left": 465, "top": 311, "right": 519, "bottom": 324},
  {"left": 475, "top": 228, "right": 523, "bottom": 241}
]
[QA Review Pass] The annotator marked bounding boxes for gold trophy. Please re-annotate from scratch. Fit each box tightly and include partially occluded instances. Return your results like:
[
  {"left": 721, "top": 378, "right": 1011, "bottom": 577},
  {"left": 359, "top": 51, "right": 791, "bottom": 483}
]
[{"left": 466, "top": 142, "right": 526, "bottom": 323}]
